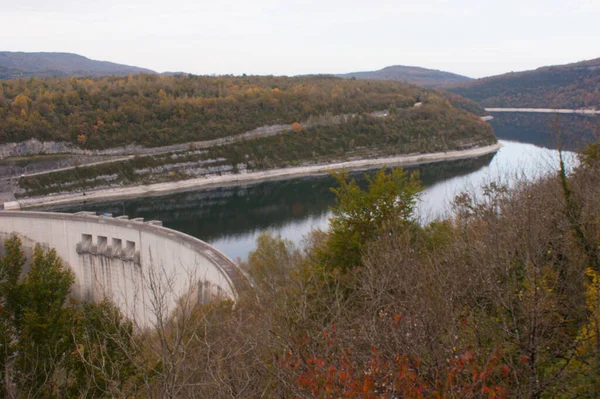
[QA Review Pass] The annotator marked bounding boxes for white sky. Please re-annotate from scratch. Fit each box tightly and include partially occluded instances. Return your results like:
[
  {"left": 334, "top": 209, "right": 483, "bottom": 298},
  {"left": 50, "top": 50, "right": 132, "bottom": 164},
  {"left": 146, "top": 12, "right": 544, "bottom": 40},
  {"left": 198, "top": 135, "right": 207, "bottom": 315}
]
[{"left": 2, "top": 0, "right": 599, "bottom": 78}]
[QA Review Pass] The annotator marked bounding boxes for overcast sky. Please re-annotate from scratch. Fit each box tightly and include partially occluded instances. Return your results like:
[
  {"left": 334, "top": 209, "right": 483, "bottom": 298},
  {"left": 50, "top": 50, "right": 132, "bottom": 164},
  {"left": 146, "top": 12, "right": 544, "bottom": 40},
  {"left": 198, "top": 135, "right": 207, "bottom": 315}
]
[{"left": 2, "top": 0, "right": 599, "bottom": 78}]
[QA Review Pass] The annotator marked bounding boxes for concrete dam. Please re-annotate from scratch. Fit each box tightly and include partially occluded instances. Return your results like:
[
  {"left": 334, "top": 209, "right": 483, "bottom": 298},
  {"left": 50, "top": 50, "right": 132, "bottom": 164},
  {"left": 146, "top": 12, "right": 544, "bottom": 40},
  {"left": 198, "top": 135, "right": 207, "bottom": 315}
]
[{"left": 0, "top": 210, "right": 251, "bottom": 326}]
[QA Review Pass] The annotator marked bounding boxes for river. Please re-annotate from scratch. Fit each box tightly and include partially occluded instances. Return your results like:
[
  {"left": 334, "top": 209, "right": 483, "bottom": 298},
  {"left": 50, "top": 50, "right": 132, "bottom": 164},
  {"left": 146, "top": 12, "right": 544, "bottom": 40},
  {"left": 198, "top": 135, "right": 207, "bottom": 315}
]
[{"left": 39, "top": 111, "right": 584, "bottom": 262}]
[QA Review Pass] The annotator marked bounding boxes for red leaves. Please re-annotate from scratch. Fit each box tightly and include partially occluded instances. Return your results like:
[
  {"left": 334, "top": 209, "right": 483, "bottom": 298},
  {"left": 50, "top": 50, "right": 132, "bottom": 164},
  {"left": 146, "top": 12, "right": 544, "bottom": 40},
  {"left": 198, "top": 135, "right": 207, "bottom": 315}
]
[
  {"left": 339, "top": 371, "right": 348, "bottom": 382},
  {"left": 362, "top": 377, "right": 374, "bottom": 394},
  {"left": 393, "top": 314, "right": 403, "bottom": 329},
  {"left": 281, "top": 324, "right": 511, "bottom": 398},
  {"left": 290, "top": 352, "right": 511, "bottom": 398}
]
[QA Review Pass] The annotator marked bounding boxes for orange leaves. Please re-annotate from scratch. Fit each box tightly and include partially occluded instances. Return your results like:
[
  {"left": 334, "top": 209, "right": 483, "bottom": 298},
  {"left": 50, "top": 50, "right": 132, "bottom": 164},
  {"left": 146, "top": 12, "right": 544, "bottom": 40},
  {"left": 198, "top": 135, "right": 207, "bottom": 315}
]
[
  {"left": 361, "top": 376, "right": 374, "bottom": 394},
  {"left": 393, "top": 313, "right": 403, "bottom": 329},
  {"left": 283, "top": 325, "right": 511, "bottom": 399},
  {"left": 291, "top": 122, "right": 303, "bottom": 134},
  {"left": 339, "top": 371, "right": 349, "bottom": 382}
]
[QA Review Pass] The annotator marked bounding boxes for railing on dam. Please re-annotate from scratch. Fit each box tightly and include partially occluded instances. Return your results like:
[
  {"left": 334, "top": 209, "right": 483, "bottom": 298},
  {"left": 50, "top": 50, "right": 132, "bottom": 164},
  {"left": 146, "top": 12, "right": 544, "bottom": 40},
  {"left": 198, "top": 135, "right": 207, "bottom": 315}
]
[{"left": 0, "top": 210, "right": 251, "bottom": 326}]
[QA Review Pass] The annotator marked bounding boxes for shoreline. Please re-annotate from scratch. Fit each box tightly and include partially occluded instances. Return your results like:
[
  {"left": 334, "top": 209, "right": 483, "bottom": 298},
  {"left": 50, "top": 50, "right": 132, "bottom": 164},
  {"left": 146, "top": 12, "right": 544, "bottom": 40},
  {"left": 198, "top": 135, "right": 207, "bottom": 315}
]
[
  {"left": 485, "top": 107, "right": 600, "bottom": 115},
  {"left": 12, "top": 143, "right": 503, "bottom": 210}
]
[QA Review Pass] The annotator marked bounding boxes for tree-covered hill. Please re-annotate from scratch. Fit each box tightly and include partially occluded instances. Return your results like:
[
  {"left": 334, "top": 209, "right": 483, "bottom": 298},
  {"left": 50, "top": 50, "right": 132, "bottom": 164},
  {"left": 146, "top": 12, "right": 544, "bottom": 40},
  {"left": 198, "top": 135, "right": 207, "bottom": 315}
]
[
  {"left": 0, "top": 74, "right": 488, "bottom": 149},
  {"left": 336, "top": 65, "right": 473, "bottom": 88},
  {"left": 446, "top": 57, "right": 600, "bottom": 109},
  {"left": 16, "top": 100, "right": 496, "bottom": 198},
  {"left": 0, "top": 52, "right": 155, "bottom": 80}
]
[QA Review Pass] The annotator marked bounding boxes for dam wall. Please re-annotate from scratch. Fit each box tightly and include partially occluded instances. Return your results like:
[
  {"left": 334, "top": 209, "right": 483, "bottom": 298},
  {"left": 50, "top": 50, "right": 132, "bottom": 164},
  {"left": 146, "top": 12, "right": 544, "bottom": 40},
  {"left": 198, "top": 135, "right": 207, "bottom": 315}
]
[{"left": 0, "top": 211, "right": 250, "bottom": 327}]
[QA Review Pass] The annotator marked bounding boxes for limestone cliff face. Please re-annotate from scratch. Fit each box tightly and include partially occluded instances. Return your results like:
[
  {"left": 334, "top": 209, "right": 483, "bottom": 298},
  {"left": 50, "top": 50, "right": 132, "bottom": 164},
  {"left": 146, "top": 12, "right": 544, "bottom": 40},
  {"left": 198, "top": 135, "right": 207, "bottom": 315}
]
[
  {"left": 0, "top": 139, "right": 76, "bottom": 159},
  {"left": 0, "top": 139, "right": 149, "bottom": 159}
]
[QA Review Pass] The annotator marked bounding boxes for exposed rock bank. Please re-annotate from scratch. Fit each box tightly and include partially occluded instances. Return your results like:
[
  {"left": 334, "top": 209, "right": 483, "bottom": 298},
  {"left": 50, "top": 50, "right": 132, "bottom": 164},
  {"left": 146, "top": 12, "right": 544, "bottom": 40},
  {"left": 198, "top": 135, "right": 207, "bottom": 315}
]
[{"left": 13, "top": 143, "right": 502, "bottom": 209}]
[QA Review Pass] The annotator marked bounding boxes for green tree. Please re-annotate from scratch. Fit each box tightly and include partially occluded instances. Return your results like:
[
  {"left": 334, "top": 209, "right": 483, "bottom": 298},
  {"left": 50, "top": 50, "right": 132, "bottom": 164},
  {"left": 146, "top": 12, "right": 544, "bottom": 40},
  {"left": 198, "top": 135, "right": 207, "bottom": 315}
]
[
  {"left": 321, "top": 167, "right": 422, "bottom": 272},
  {"left": 245, "top": 233, "right": 301, "bottom": 286},
  {"left": 0, "top": 235, "right": 26, "bottom": 397},
  {"left": 69, "top": 300, "right": 141, "bottom": 398},
  {"left": 0, "top": 236, "right": 75, "bottom": 397}
]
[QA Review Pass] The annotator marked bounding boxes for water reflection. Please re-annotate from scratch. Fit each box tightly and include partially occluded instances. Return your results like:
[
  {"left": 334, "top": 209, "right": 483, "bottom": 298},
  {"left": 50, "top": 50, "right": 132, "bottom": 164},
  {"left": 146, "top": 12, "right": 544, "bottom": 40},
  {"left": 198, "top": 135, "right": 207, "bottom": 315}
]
[
  {"left": 41, "top": 111, "right": 587, "bottom": 261},
  {"left": 43, "top": 153, "right": 496, "bottom": 260},
  {"left": 489, "top": 112, "right": 598, "bottom": 150},
  {"left": 419, "top": 140, "right": 577, "bottom": 221}
]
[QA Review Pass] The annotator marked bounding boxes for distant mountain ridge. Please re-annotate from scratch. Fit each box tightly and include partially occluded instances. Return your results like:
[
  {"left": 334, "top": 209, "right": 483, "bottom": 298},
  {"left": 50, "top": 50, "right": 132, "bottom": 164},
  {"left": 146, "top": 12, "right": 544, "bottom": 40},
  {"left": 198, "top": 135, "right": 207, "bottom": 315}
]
[
  {"left": 336, "top": 65, "right": 473, "bottom": 88},
  {"left": 446, "top": 57, "right": 600, "bottom": 109},
  {"left": 537, "top": 58, "right": 600, "bottom": 72},
  {"left": 0, "top": 52, "right": 156, "bottom": 80}
]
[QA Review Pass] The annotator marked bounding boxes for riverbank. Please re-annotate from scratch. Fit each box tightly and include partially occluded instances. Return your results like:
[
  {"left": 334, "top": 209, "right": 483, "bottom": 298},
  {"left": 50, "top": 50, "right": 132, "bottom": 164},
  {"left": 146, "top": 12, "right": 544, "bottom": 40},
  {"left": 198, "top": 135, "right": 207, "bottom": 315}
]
[
  {"left": 485, "top": 107, "right": 600, "bottom": 115},
  {"left": 9, "top": 143, "right": 503, "bottom": 209}
]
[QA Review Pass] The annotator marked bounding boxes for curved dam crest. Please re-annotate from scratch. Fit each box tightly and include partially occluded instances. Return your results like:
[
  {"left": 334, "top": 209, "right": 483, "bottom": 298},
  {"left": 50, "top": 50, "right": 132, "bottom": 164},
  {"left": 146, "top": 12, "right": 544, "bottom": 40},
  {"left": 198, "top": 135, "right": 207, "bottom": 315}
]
[{"left": 0, "top": 210, "right": 251, "bottom": 327}]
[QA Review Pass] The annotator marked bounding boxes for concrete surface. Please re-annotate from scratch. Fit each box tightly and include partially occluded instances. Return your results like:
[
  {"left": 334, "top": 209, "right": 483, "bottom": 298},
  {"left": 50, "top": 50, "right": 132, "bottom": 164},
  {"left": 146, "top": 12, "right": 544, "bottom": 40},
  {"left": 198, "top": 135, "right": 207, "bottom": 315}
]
[{"left": 0, "top": 211, "right": 251, "bottom": 327}]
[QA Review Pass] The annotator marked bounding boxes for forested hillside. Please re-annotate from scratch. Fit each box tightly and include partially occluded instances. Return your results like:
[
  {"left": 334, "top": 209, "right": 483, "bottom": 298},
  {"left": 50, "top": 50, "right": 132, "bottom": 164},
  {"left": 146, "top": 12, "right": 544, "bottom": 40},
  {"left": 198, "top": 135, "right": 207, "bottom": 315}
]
[
  {"left": 0, "top": 52, "right": 155, "bottom": 80},
  {"left": 16, "top": 100, "right": 495, "bottom": 198},
  {"left": 447, "top": 57, "right": 600, "bottom": 108},
  {"left": 337, "top": 65, "right": 472, "bottom": 87},
  {"left": 0, "top": 74, "right": 487, "bottom": 149},
  {"left": 490, "top": 112, "right": 599, "bottom": 150},
  {"left": 4, "top": 144, "right": 600, "bottom": 397}
]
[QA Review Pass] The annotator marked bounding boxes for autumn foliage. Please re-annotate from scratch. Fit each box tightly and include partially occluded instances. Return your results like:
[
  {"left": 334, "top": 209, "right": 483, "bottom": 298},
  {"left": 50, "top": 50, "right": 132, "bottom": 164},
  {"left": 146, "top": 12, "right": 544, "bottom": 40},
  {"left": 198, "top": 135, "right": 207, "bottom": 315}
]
[
  {"left": 291, "top": 122, "right": 303, "bottom": 134},
  {"left": 282, "top": 324, "right": 511, "bottom": 399},
  {"left": 0, "top": 74, "right": 487, "bottom": 149},
  {"left": 5, "top": 141, "right": 600, "bottom": 397}
]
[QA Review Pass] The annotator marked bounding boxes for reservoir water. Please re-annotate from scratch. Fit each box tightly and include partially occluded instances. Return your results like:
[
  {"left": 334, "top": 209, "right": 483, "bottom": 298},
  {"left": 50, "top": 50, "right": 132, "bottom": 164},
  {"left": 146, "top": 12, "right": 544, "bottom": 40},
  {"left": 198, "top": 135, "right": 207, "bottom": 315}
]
[{"left": 39, "top": 113, "right": 586, "bottom": 261}]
